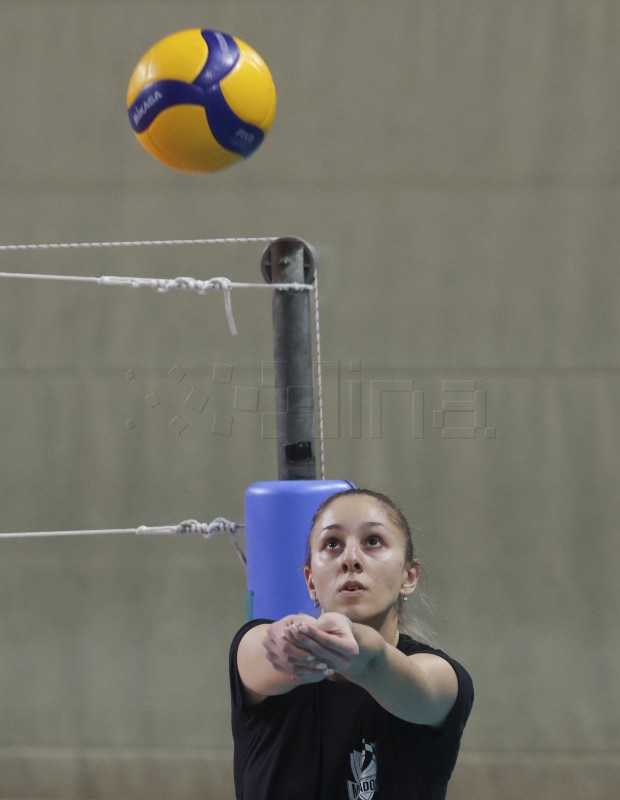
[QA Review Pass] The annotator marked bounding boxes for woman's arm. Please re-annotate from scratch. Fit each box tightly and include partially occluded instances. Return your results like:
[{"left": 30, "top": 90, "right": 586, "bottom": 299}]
[
  {"left": 236, "top": 615, "right": 347, "bottom": 706},
  {"left": 284, "top": 613, "right": 458, "bottom": 728},
  {"left": 346, "top": 622, "right": 458, "bottom": 727}
]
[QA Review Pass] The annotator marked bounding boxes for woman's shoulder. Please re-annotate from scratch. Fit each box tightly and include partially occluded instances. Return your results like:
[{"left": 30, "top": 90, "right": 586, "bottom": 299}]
[
  {"left": 397, "top": 633, "right": 474, "bottom": 734},
  {"left": 398, "top": 632, "right": 463, "bottom": 662},
  {"left": 231, "top": 618, "right": 273, "bottom": 650},
  {"left": 397, "top": 634, "right": 474, "bottom": 693}
]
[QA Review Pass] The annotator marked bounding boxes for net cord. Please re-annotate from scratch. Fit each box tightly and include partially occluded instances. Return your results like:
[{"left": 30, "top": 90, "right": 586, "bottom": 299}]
[
  {"left": 0, "top": 519, "right": 247, "bottom": 565},
  {"left": 0, "top": 233, "right": 328, "bottom": 531},
  {"left": 0, "top": 271, "right": 312, "bottom": 337},
  {"left": 0, "top": 236, "right": 277, "bottom": 251},
  {"left": 313, "top": 267, "right": 326, "bottom": 479}
]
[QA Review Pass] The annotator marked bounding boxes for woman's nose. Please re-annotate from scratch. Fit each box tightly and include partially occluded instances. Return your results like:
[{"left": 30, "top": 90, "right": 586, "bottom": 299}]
[{"left": 341, "top": 543, "right": 362, "bottom": 572}]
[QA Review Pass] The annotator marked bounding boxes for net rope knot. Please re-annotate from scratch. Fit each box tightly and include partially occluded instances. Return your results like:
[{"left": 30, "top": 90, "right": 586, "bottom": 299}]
[
  {"left": 176, "top": 517, "right": 241, "bottom": 538},
  {"left": 176, "top": 517, "right": 246, "bottom": 565},
  {"left": 204, "top": 277, "right": 233, "bottom": 293},
  {"left": 206, "top": 278, "right": 236, "bottom": 334}
]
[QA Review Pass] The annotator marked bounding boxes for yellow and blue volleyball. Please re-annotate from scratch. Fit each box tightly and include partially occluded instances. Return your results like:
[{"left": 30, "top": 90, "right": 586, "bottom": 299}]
[{"left": 127, "top": 29, "right": 276, "bottom": 173}]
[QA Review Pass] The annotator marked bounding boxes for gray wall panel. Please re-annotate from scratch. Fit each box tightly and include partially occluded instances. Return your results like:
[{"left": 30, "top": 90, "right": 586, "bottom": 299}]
[{"left": 0, "top": 1, "right": 618, "bottom": 797}]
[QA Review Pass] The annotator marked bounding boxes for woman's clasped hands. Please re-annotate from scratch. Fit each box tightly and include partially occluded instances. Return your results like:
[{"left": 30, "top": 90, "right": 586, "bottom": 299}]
[{"left": 262, "top": 612, "right": 362, "bottom": 683}]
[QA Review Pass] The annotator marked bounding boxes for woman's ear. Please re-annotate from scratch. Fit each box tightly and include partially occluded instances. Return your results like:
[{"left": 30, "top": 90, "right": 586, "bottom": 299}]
[
  {"left": 304, "top": 565, "right": 315, "bottom": 596},
  {"left": 401, "top": 558, "right": 421, "bottom": 598}
]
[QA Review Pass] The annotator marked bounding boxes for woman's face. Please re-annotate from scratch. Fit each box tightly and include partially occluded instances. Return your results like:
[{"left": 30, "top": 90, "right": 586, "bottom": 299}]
[{"left": 304, "top": 495, "right": 419, "bottom": 628}]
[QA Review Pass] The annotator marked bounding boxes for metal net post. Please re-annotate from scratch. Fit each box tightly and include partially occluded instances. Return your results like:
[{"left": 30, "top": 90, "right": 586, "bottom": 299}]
[{"left": 261, "top": 237, "right": 318, "bottom": 480}]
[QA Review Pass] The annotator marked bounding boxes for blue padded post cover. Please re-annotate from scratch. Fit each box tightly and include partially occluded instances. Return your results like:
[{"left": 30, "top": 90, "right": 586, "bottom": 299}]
[{"left": 244, "top": 480, "right": 355, "bottom": 620}]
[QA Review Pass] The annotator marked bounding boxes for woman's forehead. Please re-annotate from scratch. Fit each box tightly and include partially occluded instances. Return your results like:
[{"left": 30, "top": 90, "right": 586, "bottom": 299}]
[{"left": 315, "top": 494, "right": 393, "bottom": 528}]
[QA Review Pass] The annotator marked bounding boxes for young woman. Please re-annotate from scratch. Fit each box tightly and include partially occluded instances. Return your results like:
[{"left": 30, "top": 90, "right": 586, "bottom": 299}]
[{"left": 229, "top": 489, "right": 473, "bottom": 799}]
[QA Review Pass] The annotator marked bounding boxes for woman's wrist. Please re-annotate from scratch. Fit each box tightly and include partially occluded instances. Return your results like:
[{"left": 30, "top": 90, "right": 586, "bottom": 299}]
[{"left": 344, "top": 623, "right": 387, "bottom": 677}]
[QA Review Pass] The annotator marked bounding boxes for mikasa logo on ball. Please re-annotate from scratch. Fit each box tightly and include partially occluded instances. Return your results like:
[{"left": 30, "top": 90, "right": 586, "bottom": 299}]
[
  {"left": 132, "top": 91, "right": 163, "bottom": 127},
  {"left": 234, "top": 128, "right": 255, "bottom": 145}
]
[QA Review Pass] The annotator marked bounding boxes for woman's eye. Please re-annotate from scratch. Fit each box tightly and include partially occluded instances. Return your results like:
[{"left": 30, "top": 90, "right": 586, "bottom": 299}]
[
  {"left": 367, "top": 536, "right": 382, "bottom": 547},
  {"left": 325, "top": 539, "right": 340, "bottom": 549}
]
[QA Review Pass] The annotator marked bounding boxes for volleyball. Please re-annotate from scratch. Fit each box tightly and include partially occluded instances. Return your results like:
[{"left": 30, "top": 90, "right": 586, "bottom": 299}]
[{"left": 127, "top": 29, "right": 276, "bottom": 173}]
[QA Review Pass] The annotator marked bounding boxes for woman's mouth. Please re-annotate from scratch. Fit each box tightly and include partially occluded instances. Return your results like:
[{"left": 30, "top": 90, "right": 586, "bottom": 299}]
[{"left": 338, "top": 581, "right": 367, "bottom": 595}]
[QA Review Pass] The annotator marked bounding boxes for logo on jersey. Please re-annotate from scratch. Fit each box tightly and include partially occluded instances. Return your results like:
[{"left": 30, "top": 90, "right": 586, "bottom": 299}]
[{"left": 347, "top": 740, "right": 378, "bottom": 800}]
